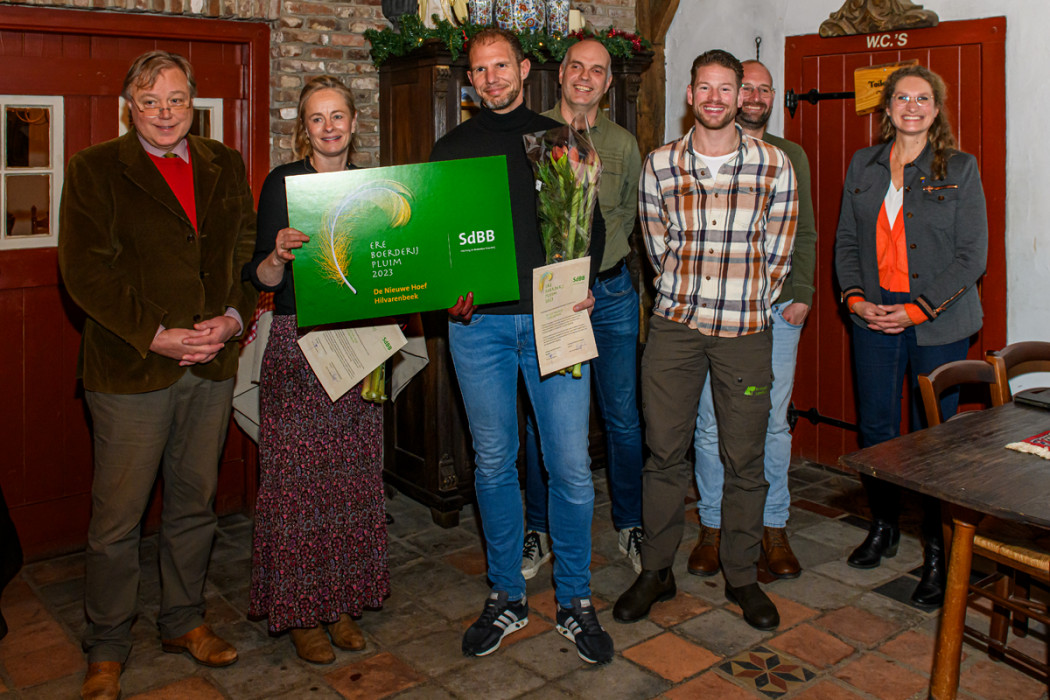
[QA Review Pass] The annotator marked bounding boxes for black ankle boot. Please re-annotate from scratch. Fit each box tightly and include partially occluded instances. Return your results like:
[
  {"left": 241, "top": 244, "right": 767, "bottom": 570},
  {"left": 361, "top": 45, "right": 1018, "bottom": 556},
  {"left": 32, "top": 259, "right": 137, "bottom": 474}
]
[
  {"left": 847, "top": 520, "right": 900, "bottom": 569},
  {"left": 613, "top": 568, "right": 676, "bottom": 623},
  {"left": 912, "top": 540, "right": 946, "bottom": 608}
]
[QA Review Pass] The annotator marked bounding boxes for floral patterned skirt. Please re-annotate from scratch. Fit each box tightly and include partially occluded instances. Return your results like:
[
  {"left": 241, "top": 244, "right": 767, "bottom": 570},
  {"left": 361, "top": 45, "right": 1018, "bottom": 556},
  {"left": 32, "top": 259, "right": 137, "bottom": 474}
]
[{"left": 248, "top": 314, "right": 389, "bottom": 632}]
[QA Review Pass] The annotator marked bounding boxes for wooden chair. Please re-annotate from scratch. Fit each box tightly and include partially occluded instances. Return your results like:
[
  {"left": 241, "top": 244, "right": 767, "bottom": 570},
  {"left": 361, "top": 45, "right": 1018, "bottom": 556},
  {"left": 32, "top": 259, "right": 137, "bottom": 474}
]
[
  {"left": 919, "top": 358, "right": 1050, "bottom": 680},
  {"left": 917, "top": 359, "right": 1002, "bottom": 427},
  {"left": 988, "top": 341, "right": 1050, "bottom": 402}
]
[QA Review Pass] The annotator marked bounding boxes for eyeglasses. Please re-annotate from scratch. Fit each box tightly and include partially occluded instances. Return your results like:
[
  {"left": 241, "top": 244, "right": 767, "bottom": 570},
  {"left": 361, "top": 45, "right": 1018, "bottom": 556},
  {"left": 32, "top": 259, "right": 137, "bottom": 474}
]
[
  {"left": 892, "top": 94, "right": 933, "bottom": 106},
  {"left": 740, "top": 84, "right": 775, "bottom": 98},
  {"left": 131, "top": 97, "right": 192, "bottom": 118}
]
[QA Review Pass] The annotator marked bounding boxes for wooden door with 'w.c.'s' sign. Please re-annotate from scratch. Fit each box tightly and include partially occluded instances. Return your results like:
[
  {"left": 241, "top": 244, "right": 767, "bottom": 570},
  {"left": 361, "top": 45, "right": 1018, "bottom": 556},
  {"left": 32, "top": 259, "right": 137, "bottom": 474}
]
[{"left": 783, "top": 18, "right": 1006, "bottom": 468}]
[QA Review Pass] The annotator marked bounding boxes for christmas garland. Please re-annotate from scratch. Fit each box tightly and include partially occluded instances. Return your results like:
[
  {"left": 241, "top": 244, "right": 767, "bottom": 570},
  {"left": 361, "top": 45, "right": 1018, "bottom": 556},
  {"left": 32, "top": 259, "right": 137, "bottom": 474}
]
[{"left": 365, "top": 14, "right": 651, "bottom": 67}]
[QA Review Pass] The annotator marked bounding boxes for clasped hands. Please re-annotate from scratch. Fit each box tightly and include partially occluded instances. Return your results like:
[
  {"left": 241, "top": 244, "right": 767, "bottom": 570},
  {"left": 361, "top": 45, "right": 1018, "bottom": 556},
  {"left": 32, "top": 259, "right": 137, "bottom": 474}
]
[
  {"left": 852, "top": 300, "right": 914, "bottom": 334},
  {"left": 150, "top": 315, "right": 241, "bottom": 366}
]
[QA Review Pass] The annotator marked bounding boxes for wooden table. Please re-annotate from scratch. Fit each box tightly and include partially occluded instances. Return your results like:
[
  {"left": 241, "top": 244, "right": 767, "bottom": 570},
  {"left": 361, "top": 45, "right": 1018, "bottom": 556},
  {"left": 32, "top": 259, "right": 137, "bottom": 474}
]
[{"left": 839, "top": 402, "right": 1050, "bottom": 699}]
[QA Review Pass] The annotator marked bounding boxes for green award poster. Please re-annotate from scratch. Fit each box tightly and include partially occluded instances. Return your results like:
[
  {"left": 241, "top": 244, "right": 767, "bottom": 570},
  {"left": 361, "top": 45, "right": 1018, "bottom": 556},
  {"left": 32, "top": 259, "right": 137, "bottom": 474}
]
[{"left": 286, "top": 156, "right": 518, "bottom": 327}]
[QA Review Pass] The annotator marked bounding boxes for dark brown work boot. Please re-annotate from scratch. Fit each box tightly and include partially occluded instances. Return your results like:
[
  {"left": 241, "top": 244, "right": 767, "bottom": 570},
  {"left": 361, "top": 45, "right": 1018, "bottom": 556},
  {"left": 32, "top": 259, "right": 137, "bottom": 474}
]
[
  {"left": 763, "top": 527, "right": 801, "bottom": 579},
  {"left": 687, "top": 525, "right": 721, "bottom": 576}
]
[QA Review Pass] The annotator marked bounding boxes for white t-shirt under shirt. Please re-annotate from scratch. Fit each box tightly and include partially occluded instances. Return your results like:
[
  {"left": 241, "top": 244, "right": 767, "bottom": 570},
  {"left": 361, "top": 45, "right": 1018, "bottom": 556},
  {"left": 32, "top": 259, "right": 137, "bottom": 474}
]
[
  {"left": 884, "top": 182, "right": 903, "bottom": 227},
  {"left": 696, "top": 152, "right": 735, "bottom": 180}
]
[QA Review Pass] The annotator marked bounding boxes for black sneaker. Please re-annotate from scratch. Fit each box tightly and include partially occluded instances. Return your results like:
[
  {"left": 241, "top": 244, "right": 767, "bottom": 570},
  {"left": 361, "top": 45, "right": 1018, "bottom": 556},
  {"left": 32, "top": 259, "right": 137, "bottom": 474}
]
[
  {"left": 556, "top": 597, "right": 614, "bottom": 665},
  {"left": 462, "top": 591, "right": 529, "bottom": 657}
]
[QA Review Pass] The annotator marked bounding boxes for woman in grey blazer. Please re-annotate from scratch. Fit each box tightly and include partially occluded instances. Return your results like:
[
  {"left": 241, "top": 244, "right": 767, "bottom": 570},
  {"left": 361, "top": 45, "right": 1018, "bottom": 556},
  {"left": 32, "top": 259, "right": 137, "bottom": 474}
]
[{"left": 835, "top": 65, "right": 988, "bottom": 608}]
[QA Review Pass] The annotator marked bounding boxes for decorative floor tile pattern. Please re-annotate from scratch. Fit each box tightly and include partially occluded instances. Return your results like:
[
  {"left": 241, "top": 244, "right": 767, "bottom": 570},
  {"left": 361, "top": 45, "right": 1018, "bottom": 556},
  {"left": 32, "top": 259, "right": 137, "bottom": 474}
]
[
  {"left": 719, "top": 645, "right": 817, "bottom": 698},
  {"left": 1, "top": 460, "right": 1047, "bottom": 699}
]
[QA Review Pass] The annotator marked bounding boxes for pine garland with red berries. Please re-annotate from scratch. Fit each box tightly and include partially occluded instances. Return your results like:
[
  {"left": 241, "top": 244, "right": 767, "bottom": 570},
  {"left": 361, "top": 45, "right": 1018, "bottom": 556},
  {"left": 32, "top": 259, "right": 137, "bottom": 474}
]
[{"left": 365, "top": 15, "right": 652, "bottom": 67}]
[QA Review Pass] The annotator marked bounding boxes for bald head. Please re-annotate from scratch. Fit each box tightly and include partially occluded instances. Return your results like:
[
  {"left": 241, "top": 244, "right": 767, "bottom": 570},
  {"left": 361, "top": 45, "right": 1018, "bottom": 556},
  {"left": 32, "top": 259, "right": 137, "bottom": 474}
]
[
  {"left": 737, "top": 60, "right": 776, "bottom": 135},
  {"left": 558, "top": 39, "right": 613, "bottom": 125}
]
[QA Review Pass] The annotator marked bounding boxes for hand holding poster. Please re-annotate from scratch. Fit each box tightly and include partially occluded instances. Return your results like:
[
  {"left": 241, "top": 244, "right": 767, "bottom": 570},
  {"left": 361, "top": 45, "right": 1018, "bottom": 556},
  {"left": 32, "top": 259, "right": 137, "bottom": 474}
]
[{"left": 286, "top": 157, "right": 519, "bottom": 327}]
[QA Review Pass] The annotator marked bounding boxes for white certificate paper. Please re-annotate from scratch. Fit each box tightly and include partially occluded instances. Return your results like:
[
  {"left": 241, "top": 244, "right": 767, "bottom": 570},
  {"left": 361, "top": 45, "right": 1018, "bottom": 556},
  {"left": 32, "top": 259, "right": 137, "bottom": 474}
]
[
  {"left": 532, "top": 257, "right": 598, "bottom": 376},
  {"left": 297, "top": 324, "right": 407, "bottom": 401}
]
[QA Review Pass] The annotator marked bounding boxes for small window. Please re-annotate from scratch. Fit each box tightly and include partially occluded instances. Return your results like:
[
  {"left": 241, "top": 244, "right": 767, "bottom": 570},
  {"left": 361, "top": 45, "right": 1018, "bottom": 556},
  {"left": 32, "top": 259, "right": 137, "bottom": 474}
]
[
  {"left": 118, "top": 97, "right": 223, "bottom": 142},
  {"left": 1, "top": 96, "right": 64, "bottom": 250}
]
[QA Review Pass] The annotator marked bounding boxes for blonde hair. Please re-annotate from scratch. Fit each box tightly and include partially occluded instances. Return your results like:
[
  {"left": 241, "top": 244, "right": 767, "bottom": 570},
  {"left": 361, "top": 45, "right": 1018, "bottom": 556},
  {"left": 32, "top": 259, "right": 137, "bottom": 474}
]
[{"left": 293, "top": 75, "right": 358, "bottom": 160}]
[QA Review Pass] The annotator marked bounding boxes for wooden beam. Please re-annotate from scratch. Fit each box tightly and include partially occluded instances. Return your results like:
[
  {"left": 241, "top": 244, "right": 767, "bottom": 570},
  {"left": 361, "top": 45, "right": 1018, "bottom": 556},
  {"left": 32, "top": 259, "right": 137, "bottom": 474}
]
[{"left": 635, "top": 0, "right": 680, "bottom": 159}]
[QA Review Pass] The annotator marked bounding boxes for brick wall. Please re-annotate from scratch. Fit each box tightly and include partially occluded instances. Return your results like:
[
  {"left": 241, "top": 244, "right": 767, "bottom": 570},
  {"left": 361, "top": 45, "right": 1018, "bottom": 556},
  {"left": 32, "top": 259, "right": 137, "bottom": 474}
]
[{"left": 2, "top": 0, "right": 634, "bottom": 168}]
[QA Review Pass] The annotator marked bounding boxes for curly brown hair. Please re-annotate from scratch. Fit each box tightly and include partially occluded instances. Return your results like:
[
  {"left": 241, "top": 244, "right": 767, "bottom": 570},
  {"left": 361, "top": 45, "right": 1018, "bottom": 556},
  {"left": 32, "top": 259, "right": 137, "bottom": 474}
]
[
  {"left": 293, "top": 75, "right": 357, "bottom": 161},
  {"left": 879, "top": 65, "right": 957, "bottom": 180}
]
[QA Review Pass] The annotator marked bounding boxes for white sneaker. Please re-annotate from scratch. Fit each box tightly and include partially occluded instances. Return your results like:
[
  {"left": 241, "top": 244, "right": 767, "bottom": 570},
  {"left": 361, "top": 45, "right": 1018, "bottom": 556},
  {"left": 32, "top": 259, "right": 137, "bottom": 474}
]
[
  {"left": 618, "top": 527, "right": 644, "bottom": 573},
  {"left": 521, "top": 530, "right": 551, "bottom": 580}
]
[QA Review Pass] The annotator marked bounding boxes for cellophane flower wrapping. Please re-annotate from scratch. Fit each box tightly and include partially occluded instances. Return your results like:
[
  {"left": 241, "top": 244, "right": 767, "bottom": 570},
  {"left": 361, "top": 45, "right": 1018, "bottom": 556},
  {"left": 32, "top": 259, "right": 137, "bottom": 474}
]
[{"left": 524, "top": 123, "right": 603, "bottom": 265}]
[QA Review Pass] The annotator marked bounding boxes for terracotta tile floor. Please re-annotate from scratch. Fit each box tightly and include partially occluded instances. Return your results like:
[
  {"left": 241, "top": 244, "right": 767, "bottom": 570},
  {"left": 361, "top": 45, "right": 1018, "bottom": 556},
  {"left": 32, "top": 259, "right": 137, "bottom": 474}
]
[{"left": 1, "top": 460, "right": 1048, "bottom": 699}]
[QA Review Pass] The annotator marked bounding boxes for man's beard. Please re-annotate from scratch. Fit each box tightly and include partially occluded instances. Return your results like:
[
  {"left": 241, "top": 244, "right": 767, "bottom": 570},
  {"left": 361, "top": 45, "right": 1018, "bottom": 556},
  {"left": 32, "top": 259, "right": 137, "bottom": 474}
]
[
  {"left": 693, "top": 102, "right": 736, "bottom": 130},
  {"left": 737, "top": 101, "right": 772, "bottom": 130},
  {"left": 482, "top": 83, "right": 521, "bottom": 111}
]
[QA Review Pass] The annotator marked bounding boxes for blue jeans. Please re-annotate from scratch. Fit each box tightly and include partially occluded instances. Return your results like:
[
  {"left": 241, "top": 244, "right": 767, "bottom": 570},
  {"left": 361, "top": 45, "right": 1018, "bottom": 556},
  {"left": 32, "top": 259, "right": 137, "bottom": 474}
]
[
  {"left": 851, "top": 289, "right": 970, "bottom": 527},
  {"left": 524, "top": 264, "right": 642, "bottom": 532},
  {"left": 448, "top": 313, "right": 594, "bottom": 607},
  {"left": 852, "top": 290, "right": 971, "bottom": 447},
  {"left": 694, "top": 299, "right": 802, "bottom": 529}
]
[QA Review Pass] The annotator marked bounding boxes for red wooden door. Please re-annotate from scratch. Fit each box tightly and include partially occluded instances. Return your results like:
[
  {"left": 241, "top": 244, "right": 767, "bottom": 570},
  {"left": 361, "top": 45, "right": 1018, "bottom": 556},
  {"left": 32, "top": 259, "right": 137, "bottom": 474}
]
[
  {"left": 0, "top": 7, "right": 269, "bottom": 559},
  {"left": 783, "top": 18, "right": 1007, "bottom": 467}
]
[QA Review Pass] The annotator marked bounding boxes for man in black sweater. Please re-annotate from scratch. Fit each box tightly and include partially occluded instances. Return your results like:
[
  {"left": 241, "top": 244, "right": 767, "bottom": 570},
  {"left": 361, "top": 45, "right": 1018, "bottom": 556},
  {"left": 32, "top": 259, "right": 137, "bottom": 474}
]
[{"left": 430, "top": 28, "right": 612, "bottom": 665}]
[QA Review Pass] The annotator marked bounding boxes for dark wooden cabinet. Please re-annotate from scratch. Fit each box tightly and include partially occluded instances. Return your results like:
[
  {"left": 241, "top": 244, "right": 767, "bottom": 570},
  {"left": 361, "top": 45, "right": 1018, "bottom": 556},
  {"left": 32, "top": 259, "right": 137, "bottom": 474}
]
[{"left": 378, "top": 41, "right": 651, "bottom": 527}]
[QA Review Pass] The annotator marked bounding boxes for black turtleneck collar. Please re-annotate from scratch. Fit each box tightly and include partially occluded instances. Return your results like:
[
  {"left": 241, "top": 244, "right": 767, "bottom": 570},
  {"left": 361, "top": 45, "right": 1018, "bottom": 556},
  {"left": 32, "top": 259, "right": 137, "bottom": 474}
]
[{"left": 474, "top": 102, "right": 541, "bottom": 133}]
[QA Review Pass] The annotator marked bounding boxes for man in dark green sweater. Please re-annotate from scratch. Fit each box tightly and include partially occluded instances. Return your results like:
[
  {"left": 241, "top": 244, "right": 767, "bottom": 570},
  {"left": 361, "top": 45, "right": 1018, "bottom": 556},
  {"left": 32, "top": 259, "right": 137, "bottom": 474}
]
[{"left": 689, "top": 59, "right": 817, "bottom": 581}]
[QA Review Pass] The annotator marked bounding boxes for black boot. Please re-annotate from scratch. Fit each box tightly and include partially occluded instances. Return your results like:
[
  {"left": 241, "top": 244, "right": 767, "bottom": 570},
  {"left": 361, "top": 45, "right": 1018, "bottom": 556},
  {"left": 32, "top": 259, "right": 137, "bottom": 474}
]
[
  {"left": 912, "top": 504, "right": 947, "bottom": 608},
  {"left": 911, "top": 540, "right": 946, "bottom": 608},
  {"left": 847, "top": 520, "right": 900, "bottom": 569},
  {"left": 613, "top": 568, "right": 676, "bottom": 623}
]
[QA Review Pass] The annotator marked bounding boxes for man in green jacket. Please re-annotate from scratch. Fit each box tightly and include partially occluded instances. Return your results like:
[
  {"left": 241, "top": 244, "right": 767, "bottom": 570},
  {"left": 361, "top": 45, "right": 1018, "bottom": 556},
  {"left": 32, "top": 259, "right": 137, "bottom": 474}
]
[
  {"left": 59, "top": 50, "right": 257, "bottom": 700},
  {"left": 689, "top": 59, "right": 817, "bottom": 580},
  {"left": 520, "top": 38, "right": 645, "bottom": 578}
]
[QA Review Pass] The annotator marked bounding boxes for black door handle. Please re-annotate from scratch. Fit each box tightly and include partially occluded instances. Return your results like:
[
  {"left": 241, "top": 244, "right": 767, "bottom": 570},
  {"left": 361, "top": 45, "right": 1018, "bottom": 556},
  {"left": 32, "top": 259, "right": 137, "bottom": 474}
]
[{"left": 785, "top": 88, "right": 856, "bottom": 118}]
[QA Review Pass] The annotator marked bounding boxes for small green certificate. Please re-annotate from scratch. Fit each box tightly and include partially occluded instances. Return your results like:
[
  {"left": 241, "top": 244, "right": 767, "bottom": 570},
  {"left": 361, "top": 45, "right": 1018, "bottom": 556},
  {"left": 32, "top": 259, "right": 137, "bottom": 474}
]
[{"left": 287, "top": 156, "right": 519, "bottom": 327}]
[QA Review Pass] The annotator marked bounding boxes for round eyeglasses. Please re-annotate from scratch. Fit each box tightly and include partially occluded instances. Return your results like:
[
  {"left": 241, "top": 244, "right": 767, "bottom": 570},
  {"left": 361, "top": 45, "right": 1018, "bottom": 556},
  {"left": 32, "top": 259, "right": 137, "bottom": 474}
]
[
  {"left": 892, "top": 94, "right": 932, "bottom": 106},
  {"left": 132, "top": 98, "right": 192, "bottom": 118},
  {"left": 740, "top": 84, "right": 775, "bottom": 98}
]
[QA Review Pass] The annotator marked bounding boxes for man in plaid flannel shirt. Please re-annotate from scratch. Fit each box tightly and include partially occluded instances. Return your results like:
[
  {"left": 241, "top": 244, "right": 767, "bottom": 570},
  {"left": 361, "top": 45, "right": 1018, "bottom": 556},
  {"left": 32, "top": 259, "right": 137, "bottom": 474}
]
[{"left": 613, "top": 49, "right": 797, "bottom": 632}]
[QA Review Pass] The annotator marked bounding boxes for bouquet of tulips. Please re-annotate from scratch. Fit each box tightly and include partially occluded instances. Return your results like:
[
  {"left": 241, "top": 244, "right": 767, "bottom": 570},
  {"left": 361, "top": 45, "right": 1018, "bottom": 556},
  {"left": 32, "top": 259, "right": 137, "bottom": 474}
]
[
  {"left": 524, "top": 123, "right": 602, "bottom": 378},
  {"left": 524, "top": 123, "right": 602, "bottom": 265}
]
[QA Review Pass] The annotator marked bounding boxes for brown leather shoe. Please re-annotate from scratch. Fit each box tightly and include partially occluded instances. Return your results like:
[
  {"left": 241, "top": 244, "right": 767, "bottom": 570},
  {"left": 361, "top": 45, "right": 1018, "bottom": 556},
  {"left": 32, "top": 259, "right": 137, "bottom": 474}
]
[
  {"left": 687, "top": 525, "right": 721, "bottom": 576},
  {"left": 763, "top": 526, "right": 801, "bottom": 579},
  {"left": 290, "top": 625, "right": 336, "bottom": 664},
  {"left": 327, "top": 614, "right": 366, "bottom": 651},
  {"left": 161, "top": 624, "right": 238, "bottom": 667},
  {"left": 81, "top": 661, "right": 121, "bottom": 700}
]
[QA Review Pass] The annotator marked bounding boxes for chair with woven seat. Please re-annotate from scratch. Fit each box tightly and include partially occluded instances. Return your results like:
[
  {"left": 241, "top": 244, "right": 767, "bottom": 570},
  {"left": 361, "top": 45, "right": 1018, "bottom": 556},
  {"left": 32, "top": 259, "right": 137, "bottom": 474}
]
[
  {"left": 987, "top": 341, "right": 1050, "bottom": 402},
  {"left": 919, "top": 358, "right": 1050, "bottom": 681}
]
